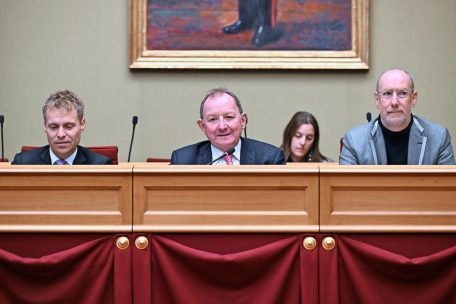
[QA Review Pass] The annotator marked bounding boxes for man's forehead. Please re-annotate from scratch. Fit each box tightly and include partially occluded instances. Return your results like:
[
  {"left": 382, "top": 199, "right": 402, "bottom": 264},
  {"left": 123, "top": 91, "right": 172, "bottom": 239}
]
[
  {"left": 203, "top": 95, "right": 238, "bottom": 113},
  {"left": 378, "top": 70, "right": 412, "bottom": 88},
  {"left": 45, "top": 108, "right": 79, "bottom": 122}
]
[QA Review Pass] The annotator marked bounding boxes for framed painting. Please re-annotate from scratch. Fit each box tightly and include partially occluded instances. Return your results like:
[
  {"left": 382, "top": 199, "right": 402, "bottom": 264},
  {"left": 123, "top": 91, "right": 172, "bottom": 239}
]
[{"left": 130, "top": 0, "right": 369, "bottom": 69}]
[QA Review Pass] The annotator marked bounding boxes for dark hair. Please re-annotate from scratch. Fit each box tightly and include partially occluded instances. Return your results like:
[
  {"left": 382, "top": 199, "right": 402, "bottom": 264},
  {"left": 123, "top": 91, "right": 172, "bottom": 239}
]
[
  {"left": 42, "top": 89, "right": 84, "bottom": 122},
  {"left": 200, "top": 87, "right": 243, "bottom": 119},
  {"left": 280, "top": 111, "right": 329, "bottom": 162}
]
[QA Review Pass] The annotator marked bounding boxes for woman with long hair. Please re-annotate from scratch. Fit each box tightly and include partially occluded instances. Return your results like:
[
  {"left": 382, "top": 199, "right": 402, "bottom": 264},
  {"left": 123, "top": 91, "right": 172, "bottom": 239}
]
[{"left": 281, "top": 111, "right": 331, "bottom": 162}]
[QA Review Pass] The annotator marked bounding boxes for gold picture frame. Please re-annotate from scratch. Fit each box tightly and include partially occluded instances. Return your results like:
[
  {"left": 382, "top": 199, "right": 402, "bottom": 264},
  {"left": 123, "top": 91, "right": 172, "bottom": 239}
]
[{"left": 130, "top": 0, "right": 369, "bottom": 69}]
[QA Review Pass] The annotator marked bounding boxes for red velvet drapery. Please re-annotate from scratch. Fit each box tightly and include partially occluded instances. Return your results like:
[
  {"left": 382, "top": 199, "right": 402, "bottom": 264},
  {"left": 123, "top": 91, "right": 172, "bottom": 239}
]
[
  {"left": 0, "top": 234, "right": 131, "bottom": 304},
  {"left": 0, "top": 234, "right": 454, "bottom": 304},
  {"left": 335, "top": 235, "right": 456, "bottom": 304}
]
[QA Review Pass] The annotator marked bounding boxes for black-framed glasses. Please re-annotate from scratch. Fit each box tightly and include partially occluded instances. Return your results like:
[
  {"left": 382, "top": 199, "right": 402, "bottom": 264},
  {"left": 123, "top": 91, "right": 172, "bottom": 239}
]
[{"left": 377, "top": 89, "right": 413, "bottom": 100}]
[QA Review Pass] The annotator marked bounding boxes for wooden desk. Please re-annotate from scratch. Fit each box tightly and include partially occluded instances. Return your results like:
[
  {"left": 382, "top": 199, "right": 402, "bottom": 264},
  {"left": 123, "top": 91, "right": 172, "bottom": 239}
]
[
  {"left": 320, "top": 165, "right": 456, "bottom": 232},
  {"left": 0, "top": 163, "right": 133, "bottom": 232},
  {"left": 133, "top": 163, "right": 319, "bottom": 232},
  {"left": 1, "top": 163, "right": 455, "bottom": 233}
]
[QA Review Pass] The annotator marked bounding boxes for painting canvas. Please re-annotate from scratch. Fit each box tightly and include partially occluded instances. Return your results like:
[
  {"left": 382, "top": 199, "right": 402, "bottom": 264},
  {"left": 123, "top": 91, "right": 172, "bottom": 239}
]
[{"left": 130, "top": 0, "right": 369, "bottom": 69}]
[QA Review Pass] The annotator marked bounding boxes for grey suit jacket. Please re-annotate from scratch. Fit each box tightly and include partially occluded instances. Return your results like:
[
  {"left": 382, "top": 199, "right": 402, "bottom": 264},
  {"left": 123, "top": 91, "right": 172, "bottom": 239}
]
[
  {"left": 339, "top": 115, "right": 455, "bottom": 165},
  {"left": 12, "top": 145, "right": 113, "bottom": 165},
  {"left": 170, "top": 137, "right": 285, "bottom": 165}
]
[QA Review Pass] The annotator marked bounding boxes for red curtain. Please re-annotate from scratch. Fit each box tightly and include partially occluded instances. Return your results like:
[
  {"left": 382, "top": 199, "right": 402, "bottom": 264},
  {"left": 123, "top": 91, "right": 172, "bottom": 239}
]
[
  {"left": 1, "top": 233, "right": 454, "bottom": 303},
  {"left": 334, "top": 235, "right": 456, "bottom": 304},
  {"left": 0, "top": 234, "right": 131, "bottom": 304},
  {"left": 146, "top": 234, "right": 313, "bottom": 304}
]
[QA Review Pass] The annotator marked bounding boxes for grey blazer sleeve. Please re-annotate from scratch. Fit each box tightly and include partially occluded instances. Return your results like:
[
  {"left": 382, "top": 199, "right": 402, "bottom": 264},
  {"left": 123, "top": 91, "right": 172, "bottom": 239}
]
[
  {"left": 339, "top": 132, "right": 359, "bottom": 165},
  {"left": 437, "top": 128, "right": 456, "bottom": 165}
]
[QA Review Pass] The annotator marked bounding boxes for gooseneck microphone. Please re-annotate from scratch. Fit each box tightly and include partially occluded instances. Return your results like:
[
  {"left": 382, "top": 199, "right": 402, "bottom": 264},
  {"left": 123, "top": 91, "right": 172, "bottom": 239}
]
[
  {"left": 207, "top": 147, "right": 235, "bottom": 165},
  {"left": 127, "top": 116, "right": 138, "bottom": 162},
  {"left": 0, "top": 114, "right": 4, "bottom": 161},
  {"left": 366, "top": 112, "right": 372, "bottom": 122}
]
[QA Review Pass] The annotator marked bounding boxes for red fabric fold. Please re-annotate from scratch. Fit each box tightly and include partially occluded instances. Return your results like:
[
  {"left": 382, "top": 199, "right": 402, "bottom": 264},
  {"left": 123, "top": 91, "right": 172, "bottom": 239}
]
[
  {"left": 0, "top": 235, "right": 115, "bottom": 304},
  {"left": 337, "top": 235, "right": 456, "bottom": 304},
  {"left": 150, "top": 235, "right": 302, "bottom": 304}
]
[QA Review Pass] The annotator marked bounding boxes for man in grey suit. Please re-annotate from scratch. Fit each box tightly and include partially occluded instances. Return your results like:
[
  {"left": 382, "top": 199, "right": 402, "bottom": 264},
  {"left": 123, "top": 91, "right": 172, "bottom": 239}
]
[
  {"left": 12, "top": 90, "right": 112, "bottom": 165},
  {"left": 171, "top": 88, "right": 285, "bottom": 165},
  {"left": 340, "top": 68, "right": 455, "bottom": 165}
]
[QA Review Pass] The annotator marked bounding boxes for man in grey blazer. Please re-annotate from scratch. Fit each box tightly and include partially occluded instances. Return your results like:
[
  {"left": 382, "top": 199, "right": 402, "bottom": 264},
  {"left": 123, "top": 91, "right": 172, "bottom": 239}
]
[
  {"left": 340, "top": 69, "right": 455, "bottom": 165},
  {"left": 12, "top": 90, "right": 112, "bottom": 165},
  {"left": 171, "top": 88, "right": 285, "bottom": 165}
]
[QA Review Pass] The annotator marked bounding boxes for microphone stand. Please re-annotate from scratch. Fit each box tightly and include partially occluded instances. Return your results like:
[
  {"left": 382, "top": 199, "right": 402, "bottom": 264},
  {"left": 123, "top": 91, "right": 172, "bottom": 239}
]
[
  {"left": 127, "top": 116, "right": 138, "bottom": 162},
  {"left": 207, "top": 148, "right": 236, "bottom": 165},
  {"left": 0, "top": 115, "right": 4, "bottom": 161}
]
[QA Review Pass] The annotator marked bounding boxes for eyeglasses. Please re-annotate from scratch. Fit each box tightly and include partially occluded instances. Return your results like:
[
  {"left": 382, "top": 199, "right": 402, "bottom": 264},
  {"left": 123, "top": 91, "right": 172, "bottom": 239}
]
[{"left": 377, "top": 89, "right": 413, "bottom": 100}]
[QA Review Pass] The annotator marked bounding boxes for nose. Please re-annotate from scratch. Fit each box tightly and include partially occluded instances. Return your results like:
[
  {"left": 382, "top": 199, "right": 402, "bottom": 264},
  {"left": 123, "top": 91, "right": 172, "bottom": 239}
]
[
  {"left": 390, "top": 93, "right": 399, "bottom": 106},
  {"left": 57, "top": 127, "right": 66, "bottom": 138},
  {"left": 217, "top": 117, "right": 227, "bottom": 129},
  {"left": 300, "top": 138, "right": 307, "bottom": 146}
]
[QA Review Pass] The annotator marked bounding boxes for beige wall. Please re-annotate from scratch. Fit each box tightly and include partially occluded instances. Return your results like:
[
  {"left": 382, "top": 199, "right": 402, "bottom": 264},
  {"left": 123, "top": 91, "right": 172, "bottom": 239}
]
[{"left": 1, "top": 0, "right": 455, "bottom": 162}]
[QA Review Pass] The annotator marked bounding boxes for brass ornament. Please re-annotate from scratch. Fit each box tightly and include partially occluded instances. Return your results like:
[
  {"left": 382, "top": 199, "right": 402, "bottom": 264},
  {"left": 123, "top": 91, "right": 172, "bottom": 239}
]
[
  {"left": 116, "top": 236, "right": 130, "bottom": 250},
  {"left": 322, "top": 237, "right": 336, "bottom": 251},
  {"left": 135, "top": 236, "right": 149, "bottom": 250},
  {"left": 303, "top": 237, "right": 317, "bottom": 250}
]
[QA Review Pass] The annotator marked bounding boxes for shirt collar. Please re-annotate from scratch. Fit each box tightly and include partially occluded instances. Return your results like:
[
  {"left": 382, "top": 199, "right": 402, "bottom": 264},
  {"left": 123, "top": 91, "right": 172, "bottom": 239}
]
[
  {"left": 210, "top": 140, "right": 242, "bottom": 165},
  {"left": 50, "top": 147, "right": 78, "bottom": 165}
]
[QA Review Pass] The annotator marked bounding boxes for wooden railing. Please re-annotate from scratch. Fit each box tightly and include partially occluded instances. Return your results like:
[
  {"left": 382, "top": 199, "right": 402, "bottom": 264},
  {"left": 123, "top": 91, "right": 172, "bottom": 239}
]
[{"left": 1, "top": 162, "right": 455, "bottom": 232}]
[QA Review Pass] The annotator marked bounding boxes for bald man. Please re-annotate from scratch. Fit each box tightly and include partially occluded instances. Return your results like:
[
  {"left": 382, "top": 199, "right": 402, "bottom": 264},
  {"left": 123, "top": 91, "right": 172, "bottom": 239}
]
[{"left": 339, "top": 68, "right": 455, "bottom": 165}]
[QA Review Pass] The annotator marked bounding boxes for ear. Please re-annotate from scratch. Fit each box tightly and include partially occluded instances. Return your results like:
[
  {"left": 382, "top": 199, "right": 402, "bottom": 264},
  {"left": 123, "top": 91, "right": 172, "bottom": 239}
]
[
  {"left": 241, "top": 112, "right": 248, "bottom": 129},
  {"left": 373, "top": 91, "right": 380, "bottom": 109},
  {"left": 197, "top": 119, "right": 205, "bottom": 133},
  {"left": 411, "top": 91, "right": 418, "bottom": 108},
  {"left": 80, "top": 117, "right": 86, "bottom": 131}
]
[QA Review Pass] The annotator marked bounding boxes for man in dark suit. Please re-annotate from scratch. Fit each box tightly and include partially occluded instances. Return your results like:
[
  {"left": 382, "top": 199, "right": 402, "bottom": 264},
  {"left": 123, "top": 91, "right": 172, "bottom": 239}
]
[
  {"left": 223, "top": 0, "right": 283, "bottom": 46},
  {"left": 170, "top": 88, "right": 285, "bottom": 165},
  {"left": 12, "top": 90, "right": 112, "bottom": 165}
]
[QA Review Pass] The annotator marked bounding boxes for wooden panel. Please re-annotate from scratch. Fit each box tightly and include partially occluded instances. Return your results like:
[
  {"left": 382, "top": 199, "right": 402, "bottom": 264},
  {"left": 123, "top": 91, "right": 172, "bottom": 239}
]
[
  {"left": 320, "top": 165, "right": 456, "bottom": 232},
  {"left": 133, "top": 163, "right": 319, "bottom": 232},
  {"left": 0, "top": 164, "right": 133, "bottom": 232}
]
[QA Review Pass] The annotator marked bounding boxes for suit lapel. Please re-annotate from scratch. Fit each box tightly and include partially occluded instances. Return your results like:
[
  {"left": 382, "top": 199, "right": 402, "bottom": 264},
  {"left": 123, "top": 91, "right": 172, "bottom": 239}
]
[
  {"left": 40, "top": 146, "right": 52, "bottom": 164},
  {"left": 240, "top": 138, "right": 255, "bottom": 165},
  {"left": 408, "top": 118, "right": 426, "bottom": 165},
  {"left": 370, "top": 121, "right": 387, "bottom": 165},
  {"left": 196, "top": 142, "right": 212, "bottom": 164},
  {"left": 73, "top": 147, "right": 87, "bottom": 165}
]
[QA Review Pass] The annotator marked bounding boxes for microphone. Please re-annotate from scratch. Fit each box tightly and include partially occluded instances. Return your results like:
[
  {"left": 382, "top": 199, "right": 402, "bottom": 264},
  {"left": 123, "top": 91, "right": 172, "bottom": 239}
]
[
  {"left": 127, "top": 115, "right": 138, "bottom": 162},
  {"left": 366, "top": 112, "right": 372, "bottom": 122},
  {"left": 207, "top": 147, "right": 235, "bottom": 165},
  {"left": 307, "top": 152, "right": 313, "bottom": 162},
  {"left": 0, "top": 114, "right": 4, "bottom": 161}
]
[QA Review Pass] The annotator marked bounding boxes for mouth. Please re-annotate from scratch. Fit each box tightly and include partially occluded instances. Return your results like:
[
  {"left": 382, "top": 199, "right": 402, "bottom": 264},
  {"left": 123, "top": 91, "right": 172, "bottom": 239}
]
[
  {"left": 55, "top": 142, "right": 70, "bottom": 146},
  {"left": 217, "top": 133, "right": 232, "bottom": 138}
]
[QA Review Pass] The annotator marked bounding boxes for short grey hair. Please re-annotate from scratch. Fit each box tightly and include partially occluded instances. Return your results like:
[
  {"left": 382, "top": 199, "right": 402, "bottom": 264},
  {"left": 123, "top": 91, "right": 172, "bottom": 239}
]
[{"left": 199, "top": 87, "right": 244, "bottom": 119}]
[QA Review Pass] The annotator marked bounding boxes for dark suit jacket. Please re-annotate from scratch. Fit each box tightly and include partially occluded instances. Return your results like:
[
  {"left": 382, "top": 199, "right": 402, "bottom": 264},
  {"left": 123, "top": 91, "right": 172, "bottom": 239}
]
[
  {"left": 170, "top": 138, "right": 285, "bottom": 165},
  {"left": 12, "top": 145, "right": 113, "bottom": 165}
]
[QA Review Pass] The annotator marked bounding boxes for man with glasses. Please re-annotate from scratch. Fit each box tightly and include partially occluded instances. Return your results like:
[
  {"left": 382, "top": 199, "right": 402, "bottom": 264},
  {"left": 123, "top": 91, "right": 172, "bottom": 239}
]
[{"left": 339, "top": 68, "right": 455, "bottom": 165}]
